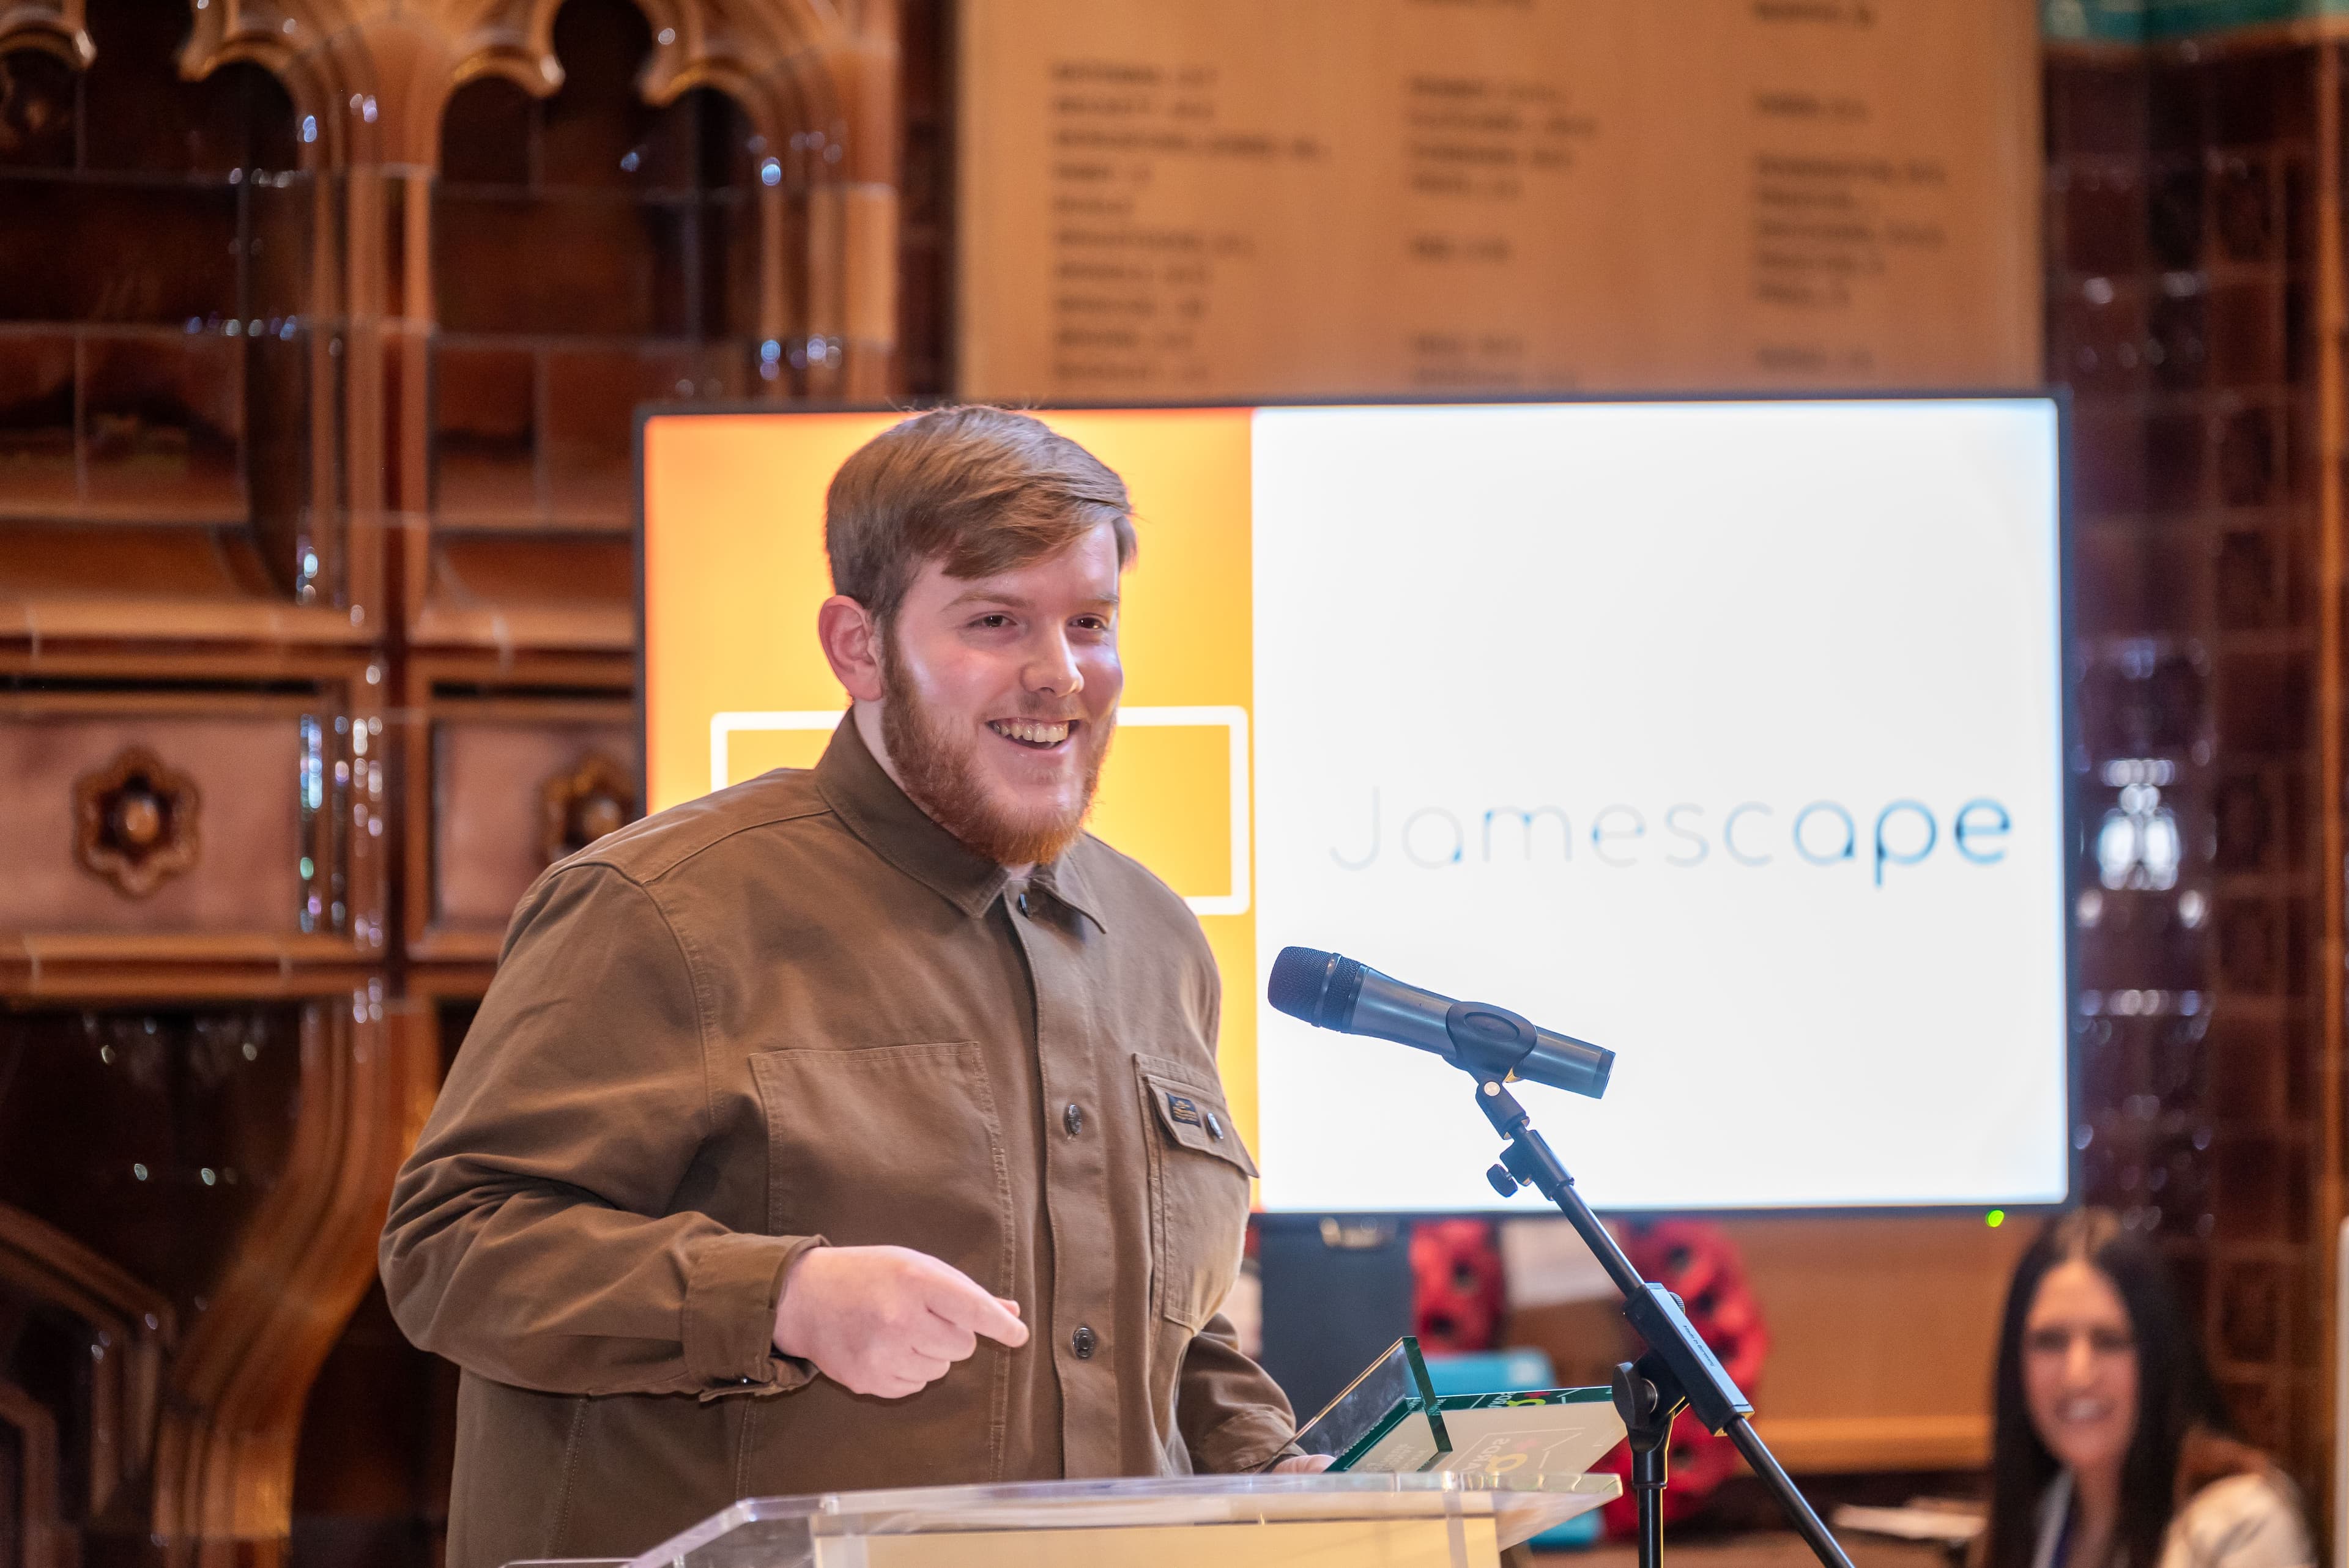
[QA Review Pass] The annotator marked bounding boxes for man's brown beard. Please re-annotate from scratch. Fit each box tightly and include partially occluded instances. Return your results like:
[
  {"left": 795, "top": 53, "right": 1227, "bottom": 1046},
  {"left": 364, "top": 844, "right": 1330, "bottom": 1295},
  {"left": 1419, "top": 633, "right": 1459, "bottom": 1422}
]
[{"left": 879, "top": 636, "right": 1113, "bottom": 867}]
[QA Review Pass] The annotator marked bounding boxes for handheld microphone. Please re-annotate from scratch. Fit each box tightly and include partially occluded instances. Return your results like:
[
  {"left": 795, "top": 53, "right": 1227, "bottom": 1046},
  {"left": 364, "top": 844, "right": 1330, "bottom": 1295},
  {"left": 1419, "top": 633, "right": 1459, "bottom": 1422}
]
[{"left": 1266, "top": 946, "right": 1612, "bottom": 1100}]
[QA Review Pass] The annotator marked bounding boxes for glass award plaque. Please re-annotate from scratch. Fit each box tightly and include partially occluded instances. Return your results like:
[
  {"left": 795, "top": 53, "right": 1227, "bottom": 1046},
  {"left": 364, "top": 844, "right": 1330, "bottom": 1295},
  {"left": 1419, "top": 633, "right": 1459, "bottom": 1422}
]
[
  {"left": 1293, "top": 1336, "right": 1626, "bottom": 1477},
  {"left": 1292, "top": 1336, "right": 1449, "bottom": 1465}
]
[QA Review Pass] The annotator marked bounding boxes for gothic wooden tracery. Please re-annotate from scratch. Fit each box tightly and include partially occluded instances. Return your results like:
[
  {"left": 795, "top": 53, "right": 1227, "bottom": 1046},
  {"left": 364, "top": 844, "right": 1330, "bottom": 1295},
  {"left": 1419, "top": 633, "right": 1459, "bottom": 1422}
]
[
  {"left": 150, "top": 0, "right": 900, "bottom": 386},
  {"left": 0, "top": 1, "right": 902, "bottom": 1562}
]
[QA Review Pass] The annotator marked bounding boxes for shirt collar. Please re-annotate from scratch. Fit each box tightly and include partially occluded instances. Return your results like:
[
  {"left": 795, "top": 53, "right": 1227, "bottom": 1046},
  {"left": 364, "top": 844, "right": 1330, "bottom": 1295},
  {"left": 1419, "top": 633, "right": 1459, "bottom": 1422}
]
[
  {"left": 813, "top": 714, "right": 1108, "bottom": 931},
  {"left": 1031, "top": 851, "right": 1107, "bottom": 933}
]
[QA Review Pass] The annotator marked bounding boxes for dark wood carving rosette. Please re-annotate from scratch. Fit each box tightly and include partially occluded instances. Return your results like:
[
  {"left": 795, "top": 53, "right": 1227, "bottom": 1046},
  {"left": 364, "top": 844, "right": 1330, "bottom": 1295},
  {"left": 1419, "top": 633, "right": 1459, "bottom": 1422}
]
[
  {"left": 72, "top": 746, "right": 201, "bottom": 899},
  {"left": 540, "top": 751, "right": 637, "bottom": 866}
]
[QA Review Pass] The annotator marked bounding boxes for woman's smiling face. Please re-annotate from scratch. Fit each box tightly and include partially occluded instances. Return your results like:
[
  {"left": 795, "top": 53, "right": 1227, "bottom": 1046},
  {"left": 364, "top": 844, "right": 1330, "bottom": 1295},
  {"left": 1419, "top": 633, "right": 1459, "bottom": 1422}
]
[{"left": 2022, "top": 1258, "right": 2140, "bottom": 1481}]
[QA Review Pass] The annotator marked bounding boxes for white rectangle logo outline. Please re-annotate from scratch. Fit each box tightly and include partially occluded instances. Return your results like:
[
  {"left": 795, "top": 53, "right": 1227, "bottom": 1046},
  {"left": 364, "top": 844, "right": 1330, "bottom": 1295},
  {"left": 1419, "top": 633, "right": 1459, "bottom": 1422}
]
[{"left": 709, "top": 705, "right": 1252, "bottom": 917}]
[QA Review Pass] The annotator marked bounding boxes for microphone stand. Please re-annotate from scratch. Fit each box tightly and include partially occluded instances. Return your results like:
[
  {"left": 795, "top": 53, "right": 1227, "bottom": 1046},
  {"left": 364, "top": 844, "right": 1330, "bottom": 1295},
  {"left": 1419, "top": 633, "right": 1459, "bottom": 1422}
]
[{"left": 1465, "top": 1068, "right": 1855, "bottom": 1568}]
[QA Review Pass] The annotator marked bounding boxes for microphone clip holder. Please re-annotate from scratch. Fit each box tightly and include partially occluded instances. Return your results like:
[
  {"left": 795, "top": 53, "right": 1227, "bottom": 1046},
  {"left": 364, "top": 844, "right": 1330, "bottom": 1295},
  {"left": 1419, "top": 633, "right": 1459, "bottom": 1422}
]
[
  {"left": 1469, "top": 1073, "right": 1854, "bottom": 1568},
  {"left": 1444, "top": 1000, "right": 1543, "bottom": 1081}
]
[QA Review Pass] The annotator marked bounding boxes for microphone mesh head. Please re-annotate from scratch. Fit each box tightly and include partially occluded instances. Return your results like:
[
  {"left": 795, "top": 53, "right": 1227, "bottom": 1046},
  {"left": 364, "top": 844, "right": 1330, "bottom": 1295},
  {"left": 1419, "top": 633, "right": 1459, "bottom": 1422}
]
[{"left": 1267, "top": 946, "right": 1338, "bottom": 1025}]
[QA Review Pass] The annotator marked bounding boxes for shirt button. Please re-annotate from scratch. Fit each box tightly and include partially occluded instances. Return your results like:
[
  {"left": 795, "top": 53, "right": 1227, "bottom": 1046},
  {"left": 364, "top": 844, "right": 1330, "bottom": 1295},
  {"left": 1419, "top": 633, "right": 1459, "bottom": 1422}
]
[
  {"left": 1206, "top": 1111, "right": 1225, "bottom": 1141},
  {"left": 1064, "top": 1102, "right": 1085, "bottom": 1137},
  {"left": 1072, "top": 1326, "right": 1097, "bottom": 1359}
]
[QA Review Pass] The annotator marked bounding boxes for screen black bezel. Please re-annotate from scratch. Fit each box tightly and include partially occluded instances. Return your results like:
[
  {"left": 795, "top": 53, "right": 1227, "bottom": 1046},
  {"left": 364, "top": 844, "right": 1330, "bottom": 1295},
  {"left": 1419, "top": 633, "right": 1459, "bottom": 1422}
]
[{"left": 631, "top": 388, "right": 2080, "bottom": 1224}]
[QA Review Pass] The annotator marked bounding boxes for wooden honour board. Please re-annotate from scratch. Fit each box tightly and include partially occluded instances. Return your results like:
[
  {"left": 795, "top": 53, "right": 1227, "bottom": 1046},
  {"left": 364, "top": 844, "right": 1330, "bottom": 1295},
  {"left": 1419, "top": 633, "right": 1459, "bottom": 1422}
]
[{"left": 957, "top": 0, "right": 2042, "bottom": 400}]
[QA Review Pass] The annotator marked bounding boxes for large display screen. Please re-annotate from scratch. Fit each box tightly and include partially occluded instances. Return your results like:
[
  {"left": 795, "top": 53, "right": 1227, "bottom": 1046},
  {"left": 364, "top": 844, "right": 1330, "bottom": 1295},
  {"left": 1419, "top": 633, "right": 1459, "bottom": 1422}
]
[{"left": 641, "top": 398, "right": 2070, "bottom": 1214}]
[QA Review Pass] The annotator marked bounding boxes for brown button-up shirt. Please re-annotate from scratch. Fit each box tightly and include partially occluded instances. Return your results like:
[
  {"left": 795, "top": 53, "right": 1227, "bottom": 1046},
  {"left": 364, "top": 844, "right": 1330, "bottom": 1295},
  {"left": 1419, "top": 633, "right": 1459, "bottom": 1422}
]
[{"left": 380, "top": 717, "right": 1296, "bottom": 1568}]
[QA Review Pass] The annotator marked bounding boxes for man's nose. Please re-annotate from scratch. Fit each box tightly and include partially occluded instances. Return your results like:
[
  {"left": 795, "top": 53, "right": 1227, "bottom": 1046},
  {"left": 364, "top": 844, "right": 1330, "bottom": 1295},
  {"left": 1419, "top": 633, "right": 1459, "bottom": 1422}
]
[{"left": 1025, "top": 628, "right": 1083, "bottom": 696}]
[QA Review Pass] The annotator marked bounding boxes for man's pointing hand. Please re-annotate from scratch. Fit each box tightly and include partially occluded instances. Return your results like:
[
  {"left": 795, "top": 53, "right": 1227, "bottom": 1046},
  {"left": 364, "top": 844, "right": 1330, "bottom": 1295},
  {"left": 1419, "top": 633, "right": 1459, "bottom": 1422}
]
[{"left": 772, "top": 1244, "right": 1029, "bottom": 1399}]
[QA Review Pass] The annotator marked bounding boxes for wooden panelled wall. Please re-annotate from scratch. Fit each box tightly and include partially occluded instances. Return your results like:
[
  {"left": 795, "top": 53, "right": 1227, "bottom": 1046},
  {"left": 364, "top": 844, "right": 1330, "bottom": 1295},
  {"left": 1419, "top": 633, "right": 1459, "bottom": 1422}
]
[
  {"left": 0, "top": 1, "right": 907, "bottom": 1563},
  {"left": 2044, "top": 37, "right": 2343, "bottom": 1501},
  {"left": 8, "top": 6, "right": 2349, "bottom": 1568}
]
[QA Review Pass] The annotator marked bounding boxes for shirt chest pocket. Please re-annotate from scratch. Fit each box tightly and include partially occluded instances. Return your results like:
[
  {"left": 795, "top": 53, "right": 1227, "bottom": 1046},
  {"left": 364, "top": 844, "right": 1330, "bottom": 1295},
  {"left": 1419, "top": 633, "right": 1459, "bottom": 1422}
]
[
  {"left": 749, "top": 1043, "right": 1015, "bottom": 1295},
  {"left": 1134, "top": 1056, "right": 1257, "bottom": 1332}
]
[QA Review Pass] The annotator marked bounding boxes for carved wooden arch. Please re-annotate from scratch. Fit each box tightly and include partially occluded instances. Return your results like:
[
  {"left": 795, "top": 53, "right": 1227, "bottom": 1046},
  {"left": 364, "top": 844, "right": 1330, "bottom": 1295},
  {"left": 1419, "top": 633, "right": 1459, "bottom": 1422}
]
[
  {"left": 0, "top": 0, "right": 896, "bottom": 380},
  {"left": 179, "top": 0, "right": 896, "bottom": 393},
  {"left": 0, "top": 1, "right": 342, "bottom": 169},
  {"left": 419, "top": 0, "right": 856, "bottom": 156},
  {"left": 160, "top": 0, "right": 864, "bottom": 170},
  {"left": 0, "top": 1203, "right": 177, "bottom": 1522},
  {"left": 149, "top": 999, "right": 436, "bottom": 1553},
  {"left": 439, "top": 0, "right": 845, "bottom": 97},
  {"left": 375, "top": 0, "right": 899, "bottom": 390},
  {"left": 175, "top": 0, "right": 349, "bottom": 170},
  {"left": 633, "top": 4, "right": 873, "bottom": 167},
  {"left": 0, "top": 0, "right": 94, "bottom": 65}
]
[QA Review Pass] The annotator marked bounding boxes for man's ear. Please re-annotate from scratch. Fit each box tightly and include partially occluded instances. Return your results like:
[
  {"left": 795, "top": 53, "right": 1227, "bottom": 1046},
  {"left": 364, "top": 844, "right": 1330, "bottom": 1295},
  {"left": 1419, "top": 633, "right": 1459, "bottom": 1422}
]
[{"left": 818, "top": 595, "right": 886, "bottom": 703}]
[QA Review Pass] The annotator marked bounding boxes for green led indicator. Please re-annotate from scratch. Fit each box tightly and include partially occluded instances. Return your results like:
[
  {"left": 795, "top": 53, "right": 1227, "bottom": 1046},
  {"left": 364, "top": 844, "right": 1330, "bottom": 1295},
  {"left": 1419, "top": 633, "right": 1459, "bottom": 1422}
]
[{"left": 1986, "top": 1209, "right": 2006, "bottom": 1229}]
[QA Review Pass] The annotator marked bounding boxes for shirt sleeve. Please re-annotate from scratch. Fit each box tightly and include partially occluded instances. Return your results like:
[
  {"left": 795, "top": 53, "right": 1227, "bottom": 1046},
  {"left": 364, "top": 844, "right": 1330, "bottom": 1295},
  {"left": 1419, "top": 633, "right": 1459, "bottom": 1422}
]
[
  {"left": 1177, "top": 1312, "right": 1304, "bottom": 1473},
  {"left": 2173, "top": 1474, "right": 2315, "bottom": 1568},
  {"left": 379, "top": 862, "right": 823, "bottom": 1400}
]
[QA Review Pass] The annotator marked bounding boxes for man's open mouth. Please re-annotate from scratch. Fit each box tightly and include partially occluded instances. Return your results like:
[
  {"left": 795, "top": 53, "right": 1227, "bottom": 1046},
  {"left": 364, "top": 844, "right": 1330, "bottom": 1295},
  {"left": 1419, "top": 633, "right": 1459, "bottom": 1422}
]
[{"left": 989, "top": 719, "right": 1074, "bottom": 749}]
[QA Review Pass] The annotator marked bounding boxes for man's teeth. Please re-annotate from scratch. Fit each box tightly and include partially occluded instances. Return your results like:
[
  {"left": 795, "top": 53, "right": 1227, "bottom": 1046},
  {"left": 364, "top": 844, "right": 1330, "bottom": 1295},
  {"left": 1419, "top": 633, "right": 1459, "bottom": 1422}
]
[{"left": 992, "top": 719, "right": 1072, "bottom": 745}]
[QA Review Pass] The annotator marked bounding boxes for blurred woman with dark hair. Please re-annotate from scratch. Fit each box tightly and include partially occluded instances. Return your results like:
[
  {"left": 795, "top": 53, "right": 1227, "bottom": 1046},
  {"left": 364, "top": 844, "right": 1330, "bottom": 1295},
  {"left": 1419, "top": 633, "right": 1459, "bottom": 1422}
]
[{"left": 1983, "top": 1210, "right": 2310, "bottom": 1568}]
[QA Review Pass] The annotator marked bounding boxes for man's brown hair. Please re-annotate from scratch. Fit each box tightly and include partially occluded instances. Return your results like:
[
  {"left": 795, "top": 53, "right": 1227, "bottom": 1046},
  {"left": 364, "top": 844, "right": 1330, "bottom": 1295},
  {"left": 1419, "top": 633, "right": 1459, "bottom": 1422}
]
[{"left": 825, "top": 405, "right": 1136, "bottom": 624}]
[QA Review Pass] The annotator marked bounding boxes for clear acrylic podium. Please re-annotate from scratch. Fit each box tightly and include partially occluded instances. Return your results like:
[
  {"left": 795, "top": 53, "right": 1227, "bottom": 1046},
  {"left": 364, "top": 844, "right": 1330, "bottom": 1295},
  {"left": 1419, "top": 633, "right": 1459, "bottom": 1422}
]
[{"left": 510, "top": 1470, "right": 1621, "bottom": 1568}]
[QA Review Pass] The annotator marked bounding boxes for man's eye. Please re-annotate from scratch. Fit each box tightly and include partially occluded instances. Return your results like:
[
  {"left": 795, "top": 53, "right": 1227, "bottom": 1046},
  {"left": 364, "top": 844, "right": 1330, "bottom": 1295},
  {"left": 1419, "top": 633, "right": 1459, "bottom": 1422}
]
[{"left": 973, "top": 613, "right": 1013, "bottom": 629}]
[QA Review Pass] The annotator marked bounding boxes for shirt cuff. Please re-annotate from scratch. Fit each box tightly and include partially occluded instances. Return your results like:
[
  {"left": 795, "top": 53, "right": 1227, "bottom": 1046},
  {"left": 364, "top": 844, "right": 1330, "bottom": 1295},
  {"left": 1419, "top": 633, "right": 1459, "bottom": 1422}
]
[
  {"left": 1193, "top": 1409, "right": 1302, "bottom": 1474},
  {"left": 683, "top": 1231, "right": 826, "bottom": 1398}
]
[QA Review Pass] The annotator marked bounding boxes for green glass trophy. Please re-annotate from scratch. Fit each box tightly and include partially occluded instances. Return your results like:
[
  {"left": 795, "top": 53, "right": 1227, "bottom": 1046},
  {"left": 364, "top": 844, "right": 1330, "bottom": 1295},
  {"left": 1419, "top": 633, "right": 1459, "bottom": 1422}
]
[{"left": 1293, "top": 1336, "right": 1624, "bottom": 1477}]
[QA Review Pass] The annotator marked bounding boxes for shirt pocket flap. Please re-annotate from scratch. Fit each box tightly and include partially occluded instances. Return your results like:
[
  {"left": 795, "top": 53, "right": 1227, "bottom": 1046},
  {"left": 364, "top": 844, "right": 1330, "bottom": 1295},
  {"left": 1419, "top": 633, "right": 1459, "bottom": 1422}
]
[{"left": 1140, "top": 1070, "right": 1258, "bottom": 1178}]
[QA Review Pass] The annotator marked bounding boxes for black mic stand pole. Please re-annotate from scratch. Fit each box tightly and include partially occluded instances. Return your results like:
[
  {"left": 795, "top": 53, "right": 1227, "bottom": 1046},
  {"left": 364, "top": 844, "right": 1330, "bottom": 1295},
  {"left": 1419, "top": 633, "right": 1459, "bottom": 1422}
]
[{"left": 1464, "top": 1067, "right": 1855, "bottom": 1568}]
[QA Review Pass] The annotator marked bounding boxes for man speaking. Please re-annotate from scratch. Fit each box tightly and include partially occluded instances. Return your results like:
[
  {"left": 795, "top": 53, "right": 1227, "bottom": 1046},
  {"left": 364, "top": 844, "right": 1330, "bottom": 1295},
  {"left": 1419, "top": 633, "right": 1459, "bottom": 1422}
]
[{"left": 380, "top": 407, "right": 1307, "bottom": 1568}]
